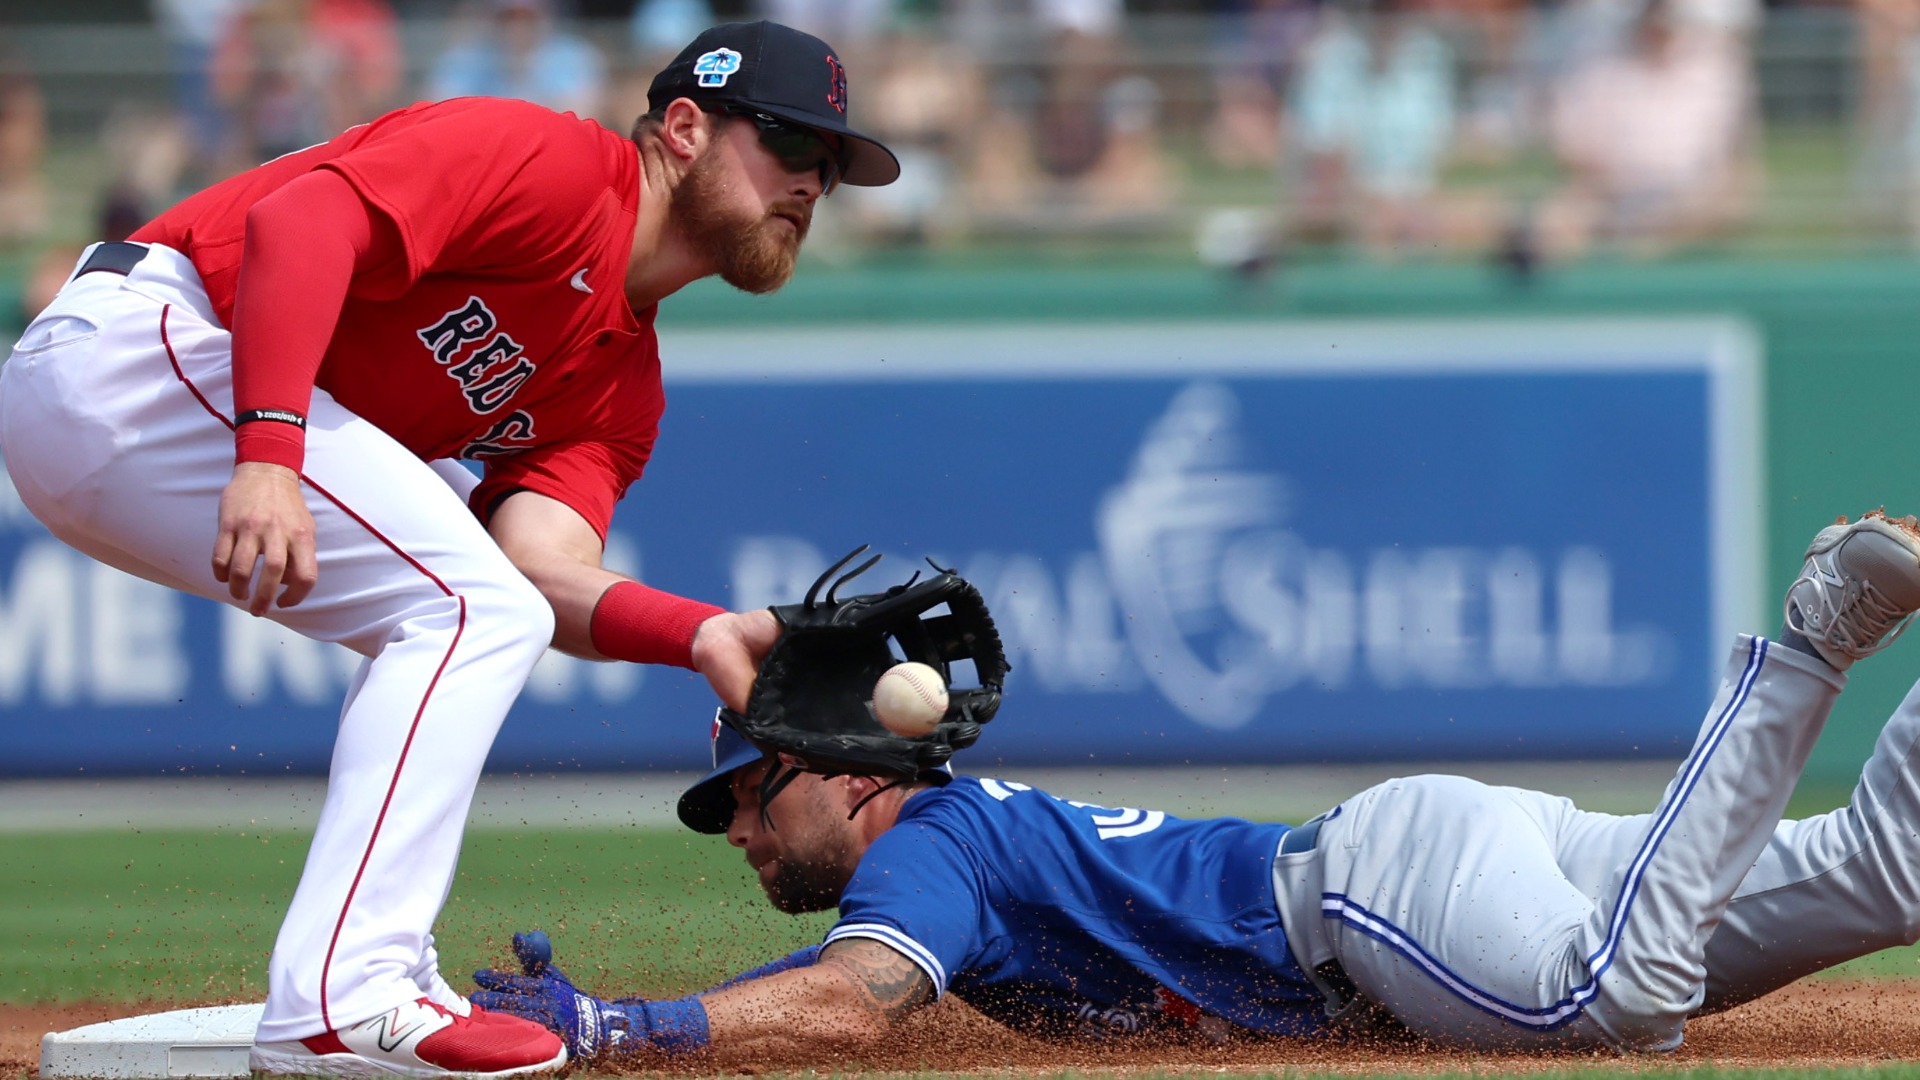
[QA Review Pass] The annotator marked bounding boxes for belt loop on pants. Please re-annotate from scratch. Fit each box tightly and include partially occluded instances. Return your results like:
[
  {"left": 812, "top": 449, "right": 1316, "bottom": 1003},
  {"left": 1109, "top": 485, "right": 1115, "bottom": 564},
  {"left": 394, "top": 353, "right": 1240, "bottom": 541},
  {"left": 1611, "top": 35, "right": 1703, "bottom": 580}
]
[
  {"left": 1277, "top": 808, "right": 1372, "bottom": 1022},
  {"left": 75, "top": 241, "right": 150, "bottom": 279},
  {"left": 1280, "top": 806, "right": 1339, "bottom": 856}
]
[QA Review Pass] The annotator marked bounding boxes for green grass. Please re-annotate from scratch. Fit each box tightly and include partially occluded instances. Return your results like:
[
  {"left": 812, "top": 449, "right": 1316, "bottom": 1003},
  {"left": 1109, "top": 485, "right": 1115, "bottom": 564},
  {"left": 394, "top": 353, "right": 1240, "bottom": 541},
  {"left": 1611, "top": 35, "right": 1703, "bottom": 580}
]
[
  {"left": 4, "top": 817, "right": 1916, "bottom": 1007},
  {"left": 0, "top": 826, "right": 830, "bottom": 1004},
  {"left": 8, "top": 823, "right": 1920, "bottom": 1079}
]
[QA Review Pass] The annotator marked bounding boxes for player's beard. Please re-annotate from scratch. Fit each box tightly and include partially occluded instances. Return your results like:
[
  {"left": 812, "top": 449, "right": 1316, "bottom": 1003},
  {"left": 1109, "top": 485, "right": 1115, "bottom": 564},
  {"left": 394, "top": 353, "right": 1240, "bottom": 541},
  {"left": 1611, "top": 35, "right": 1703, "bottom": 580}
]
[
  {"left": 761, "top": 854, "right": 851, "bottom": 914},
  {"left": 674, "top": 146, "right": 807, "bottom": 295},
  {"left": 756, "top": 795, "right": 858, "bottom": 914}
]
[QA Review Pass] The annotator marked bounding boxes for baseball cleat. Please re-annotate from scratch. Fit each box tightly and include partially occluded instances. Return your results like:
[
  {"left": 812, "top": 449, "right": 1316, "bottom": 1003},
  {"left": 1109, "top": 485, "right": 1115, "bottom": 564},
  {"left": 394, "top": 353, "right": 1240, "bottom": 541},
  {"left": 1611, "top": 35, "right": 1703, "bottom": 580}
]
[
  {"left": 464, "top": 1003, "right": 531, "bottom": 1027},
  {"left": 1784, "top": 509, "right": 1920, "bottom": 670},
  {"left": 249, "top": 998, "right": 566, "bottom": 1078}
]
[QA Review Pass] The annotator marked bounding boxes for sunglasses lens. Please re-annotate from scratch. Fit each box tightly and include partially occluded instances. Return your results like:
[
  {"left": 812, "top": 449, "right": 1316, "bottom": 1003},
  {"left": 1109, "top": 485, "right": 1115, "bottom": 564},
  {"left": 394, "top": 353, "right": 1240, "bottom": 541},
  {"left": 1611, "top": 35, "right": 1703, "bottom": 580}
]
[{"left": 751, "top": 115, "right": 843, "bottom": 194}]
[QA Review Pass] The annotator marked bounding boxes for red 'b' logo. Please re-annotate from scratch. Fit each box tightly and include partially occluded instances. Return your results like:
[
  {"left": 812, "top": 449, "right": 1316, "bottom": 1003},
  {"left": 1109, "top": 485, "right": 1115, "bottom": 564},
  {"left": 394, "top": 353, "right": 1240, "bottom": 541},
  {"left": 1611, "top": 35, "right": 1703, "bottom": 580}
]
[{"left": 825, "top": 54, "right": 848, "bottom": 115}]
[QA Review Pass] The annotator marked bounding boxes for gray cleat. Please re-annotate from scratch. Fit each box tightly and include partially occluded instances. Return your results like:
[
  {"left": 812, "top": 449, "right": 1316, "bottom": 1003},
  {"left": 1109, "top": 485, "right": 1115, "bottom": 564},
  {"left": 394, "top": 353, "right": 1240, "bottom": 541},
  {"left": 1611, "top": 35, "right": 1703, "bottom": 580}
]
[{"left": 1784, "top": 509, "right": 1920, "bottom": 670}]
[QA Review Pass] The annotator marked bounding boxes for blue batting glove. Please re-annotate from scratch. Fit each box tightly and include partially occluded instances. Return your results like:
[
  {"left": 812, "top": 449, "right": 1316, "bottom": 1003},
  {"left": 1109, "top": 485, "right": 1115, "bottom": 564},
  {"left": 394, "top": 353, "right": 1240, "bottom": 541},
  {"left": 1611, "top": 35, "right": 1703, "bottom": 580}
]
[
  {"left": 512, "top": 929, "right": 554, "bottom": 973},
  {"left": 473, "top": 937, "right": 596, "bottom": 1050},
  {"left": 473, "top": 931, "right": 710, "bottom": 1060}
]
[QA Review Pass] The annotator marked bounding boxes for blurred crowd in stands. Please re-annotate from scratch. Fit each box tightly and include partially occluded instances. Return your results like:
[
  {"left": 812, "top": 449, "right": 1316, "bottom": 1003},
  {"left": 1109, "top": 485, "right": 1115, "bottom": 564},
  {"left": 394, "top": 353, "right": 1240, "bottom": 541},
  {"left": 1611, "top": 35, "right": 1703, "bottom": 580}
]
[{"left": 1, "top": 0, "right": 1919, "bottom": 281}]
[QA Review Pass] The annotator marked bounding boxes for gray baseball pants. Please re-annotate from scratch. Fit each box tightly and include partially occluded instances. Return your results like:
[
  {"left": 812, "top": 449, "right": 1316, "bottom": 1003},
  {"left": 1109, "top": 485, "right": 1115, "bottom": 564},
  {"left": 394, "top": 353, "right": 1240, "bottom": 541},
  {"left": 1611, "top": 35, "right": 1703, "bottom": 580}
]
[{"left": 1275, "top": 635, "right": 1864, "bottom": 1051}]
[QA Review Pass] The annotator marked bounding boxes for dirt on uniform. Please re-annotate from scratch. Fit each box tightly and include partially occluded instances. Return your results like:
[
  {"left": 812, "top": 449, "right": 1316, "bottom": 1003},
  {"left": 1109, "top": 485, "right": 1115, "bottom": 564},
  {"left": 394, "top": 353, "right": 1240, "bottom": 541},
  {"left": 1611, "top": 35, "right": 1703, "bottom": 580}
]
[{"left": 6, "top": 981, "right": 1920, "bottom": 1077}]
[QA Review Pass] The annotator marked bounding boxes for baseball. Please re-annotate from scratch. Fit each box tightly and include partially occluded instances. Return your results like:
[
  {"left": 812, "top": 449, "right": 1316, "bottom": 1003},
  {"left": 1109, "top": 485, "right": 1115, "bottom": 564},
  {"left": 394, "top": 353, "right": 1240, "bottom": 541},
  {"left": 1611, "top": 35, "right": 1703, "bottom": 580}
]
[{"left": 873, "top": 662, "right": 949, "bottom": 737}]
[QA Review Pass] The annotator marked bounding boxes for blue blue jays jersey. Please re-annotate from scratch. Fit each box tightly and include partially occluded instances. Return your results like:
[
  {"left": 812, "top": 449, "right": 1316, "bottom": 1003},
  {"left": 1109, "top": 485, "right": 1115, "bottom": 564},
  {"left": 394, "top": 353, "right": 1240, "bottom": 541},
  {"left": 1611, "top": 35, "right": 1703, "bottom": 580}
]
[{"left": 823, "top": 777, "right": 1327, "bottom": 1041}]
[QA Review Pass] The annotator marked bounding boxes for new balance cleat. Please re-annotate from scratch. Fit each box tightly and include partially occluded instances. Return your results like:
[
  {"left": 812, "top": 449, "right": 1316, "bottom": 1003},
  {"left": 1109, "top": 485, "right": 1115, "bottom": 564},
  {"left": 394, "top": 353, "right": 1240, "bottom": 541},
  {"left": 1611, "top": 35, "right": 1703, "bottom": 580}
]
[
  {"left": 1784, "top": 509, "right": 1920, "bottom": 670},
  {"left": 249, "top": 997, "right": 566, "bottom": 1078}
]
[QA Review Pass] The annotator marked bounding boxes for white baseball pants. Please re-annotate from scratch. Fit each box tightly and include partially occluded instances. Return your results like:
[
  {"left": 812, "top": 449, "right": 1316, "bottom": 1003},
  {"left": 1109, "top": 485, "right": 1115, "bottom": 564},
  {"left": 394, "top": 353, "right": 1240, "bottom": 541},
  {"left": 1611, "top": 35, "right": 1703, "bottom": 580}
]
[
  {"left": 1275, "top": 635, "right": 1843, "bottom": 1050},
  {"left": 0, "top": 244, "right": 556, "bottom": 1042}
]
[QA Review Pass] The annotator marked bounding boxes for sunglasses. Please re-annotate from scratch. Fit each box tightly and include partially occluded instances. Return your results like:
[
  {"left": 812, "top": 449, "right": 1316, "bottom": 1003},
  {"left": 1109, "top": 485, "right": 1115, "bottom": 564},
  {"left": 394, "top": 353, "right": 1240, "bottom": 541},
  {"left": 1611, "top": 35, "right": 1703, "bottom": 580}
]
[{"left": 704, "top": 105, "right": 846, "bottom": 196}]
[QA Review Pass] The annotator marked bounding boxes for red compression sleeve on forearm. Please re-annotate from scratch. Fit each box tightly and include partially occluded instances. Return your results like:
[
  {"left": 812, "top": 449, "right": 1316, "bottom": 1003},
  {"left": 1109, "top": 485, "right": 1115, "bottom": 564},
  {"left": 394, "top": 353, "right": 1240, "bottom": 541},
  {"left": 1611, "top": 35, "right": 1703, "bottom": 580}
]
[
  {"left": 589, "top": 580, "right": 727, "bottom": 669},
  {"left": 229, "top": 169, "right": 391, "bottom": 471}
]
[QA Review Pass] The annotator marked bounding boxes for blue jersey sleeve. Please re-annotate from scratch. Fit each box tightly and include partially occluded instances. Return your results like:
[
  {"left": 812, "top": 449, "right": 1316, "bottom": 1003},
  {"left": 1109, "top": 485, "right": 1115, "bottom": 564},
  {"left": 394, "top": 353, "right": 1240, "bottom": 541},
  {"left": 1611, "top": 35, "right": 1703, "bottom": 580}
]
[{"left": 824, "top": 819, "right": 990, "bottom": 997}]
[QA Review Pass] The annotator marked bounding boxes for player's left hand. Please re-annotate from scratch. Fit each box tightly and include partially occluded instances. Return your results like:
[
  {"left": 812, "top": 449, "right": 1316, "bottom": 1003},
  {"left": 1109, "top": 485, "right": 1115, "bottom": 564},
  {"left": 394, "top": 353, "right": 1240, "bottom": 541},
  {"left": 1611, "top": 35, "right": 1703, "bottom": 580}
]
[
  {"left": 212, "top": 462, "right": 318, "bottom": 616},
  {"left": 473, "top": 931, "right": 614, "bottom": 1058},
  {"left": 473, "top": 930, "right": 707, "bottom": 1060},
  {"left": 690, "top": 609, "right": 781, "bottom": 712}
]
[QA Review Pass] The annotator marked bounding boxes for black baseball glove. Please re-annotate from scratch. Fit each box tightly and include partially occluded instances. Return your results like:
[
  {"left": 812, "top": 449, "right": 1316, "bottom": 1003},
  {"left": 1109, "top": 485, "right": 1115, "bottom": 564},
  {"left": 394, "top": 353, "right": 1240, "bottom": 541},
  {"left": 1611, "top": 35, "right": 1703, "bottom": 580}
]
[{"left": 723, "top": 545, "right": 1010, "bottom": 779}]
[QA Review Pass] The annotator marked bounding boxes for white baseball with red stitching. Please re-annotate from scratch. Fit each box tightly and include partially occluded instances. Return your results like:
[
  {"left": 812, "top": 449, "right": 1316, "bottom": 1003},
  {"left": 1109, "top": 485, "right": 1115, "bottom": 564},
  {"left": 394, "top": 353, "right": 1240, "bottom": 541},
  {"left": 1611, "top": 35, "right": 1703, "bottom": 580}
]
[{"left": 873, "top": 662, "right": 948, "bottom": 737}]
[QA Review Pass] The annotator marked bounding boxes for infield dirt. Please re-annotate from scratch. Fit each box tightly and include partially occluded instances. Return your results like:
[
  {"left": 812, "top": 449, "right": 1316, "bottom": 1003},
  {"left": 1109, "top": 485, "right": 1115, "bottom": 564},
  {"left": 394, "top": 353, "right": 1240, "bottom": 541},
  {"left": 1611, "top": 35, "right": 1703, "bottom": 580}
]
[{"left": 7, "top": 981, "right": 1920, "bottom": 1077}]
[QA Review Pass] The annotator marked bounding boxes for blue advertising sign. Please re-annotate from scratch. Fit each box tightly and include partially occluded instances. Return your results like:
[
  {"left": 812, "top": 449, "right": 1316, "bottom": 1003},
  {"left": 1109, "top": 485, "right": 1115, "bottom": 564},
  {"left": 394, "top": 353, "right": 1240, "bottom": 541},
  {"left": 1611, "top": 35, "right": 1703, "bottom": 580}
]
[{"left": 0, "top": 319, "right": 1761, "bottom": 775}]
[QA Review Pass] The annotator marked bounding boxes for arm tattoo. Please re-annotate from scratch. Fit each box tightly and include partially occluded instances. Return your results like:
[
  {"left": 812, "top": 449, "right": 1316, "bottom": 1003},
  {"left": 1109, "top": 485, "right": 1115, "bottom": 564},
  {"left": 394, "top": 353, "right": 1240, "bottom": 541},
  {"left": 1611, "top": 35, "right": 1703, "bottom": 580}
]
[{"left": 822, "top": 939, "right": 934, "bottom": 1024}]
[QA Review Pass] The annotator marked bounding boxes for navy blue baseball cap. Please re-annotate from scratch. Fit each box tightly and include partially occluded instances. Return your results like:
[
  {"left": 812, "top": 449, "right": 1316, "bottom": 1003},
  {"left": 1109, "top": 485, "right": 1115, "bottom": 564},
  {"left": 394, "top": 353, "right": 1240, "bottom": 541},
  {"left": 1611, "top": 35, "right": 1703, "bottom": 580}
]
[
  {"left": 677, "top": 710, "right": 769, "bottom": 834},
  {"left": 647, "top": 21, "right": 901, "bottom": 187}
]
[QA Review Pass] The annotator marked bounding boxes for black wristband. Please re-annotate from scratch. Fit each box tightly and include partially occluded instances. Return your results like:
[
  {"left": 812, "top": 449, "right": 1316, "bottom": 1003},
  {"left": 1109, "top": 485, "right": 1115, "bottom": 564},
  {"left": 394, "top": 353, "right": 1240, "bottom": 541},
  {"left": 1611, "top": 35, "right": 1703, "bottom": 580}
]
[{"left": 235, "top": 408, "right": 307, "bottom": 430}]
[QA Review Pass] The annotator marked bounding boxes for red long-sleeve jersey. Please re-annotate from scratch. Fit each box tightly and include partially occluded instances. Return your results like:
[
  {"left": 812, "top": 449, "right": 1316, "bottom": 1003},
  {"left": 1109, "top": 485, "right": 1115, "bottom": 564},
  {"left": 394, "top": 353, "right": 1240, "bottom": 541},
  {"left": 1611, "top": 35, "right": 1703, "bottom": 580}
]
[{"left": 135, "top": 97, "right": 659, "bottom": 539}]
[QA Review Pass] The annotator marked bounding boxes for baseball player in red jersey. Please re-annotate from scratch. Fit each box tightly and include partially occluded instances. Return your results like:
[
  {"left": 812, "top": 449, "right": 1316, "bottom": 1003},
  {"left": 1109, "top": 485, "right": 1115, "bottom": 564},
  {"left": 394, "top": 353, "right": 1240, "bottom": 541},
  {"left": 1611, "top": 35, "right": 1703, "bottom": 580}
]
[{"left": 0, "top": 21, "right": 897, "bottom": 1079}]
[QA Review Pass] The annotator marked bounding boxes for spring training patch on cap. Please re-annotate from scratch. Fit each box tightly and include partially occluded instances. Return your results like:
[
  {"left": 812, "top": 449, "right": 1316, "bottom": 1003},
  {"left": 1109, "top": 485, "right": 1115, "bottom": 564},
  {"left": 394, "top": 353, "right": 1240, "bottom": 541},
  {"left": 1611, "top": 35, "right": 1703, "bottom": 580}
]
[{"left": 694, "top": 48, "right": 742, "bottom": 87}]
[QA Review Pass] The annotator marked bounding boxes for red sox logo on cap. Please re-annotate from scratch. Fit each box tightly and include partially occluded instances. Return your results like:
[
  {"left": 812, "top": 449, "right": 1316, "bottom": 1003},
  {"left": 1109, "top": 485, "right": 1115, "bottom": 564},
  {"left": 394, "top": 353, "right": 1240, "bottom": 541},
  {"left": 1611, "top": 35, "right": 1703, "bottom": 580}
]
[
  {"left": 826, "top": 54, "right": 847, "bottom": 115},
  {"left": 647, "top": 21, "right": 902, "bottom": 187}
]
